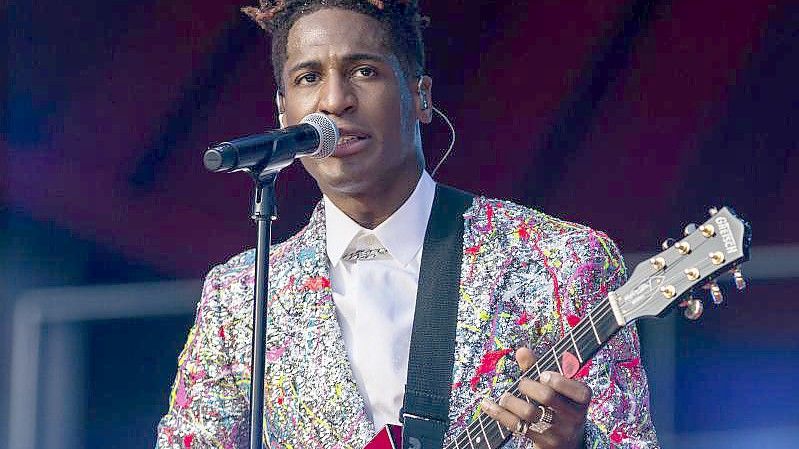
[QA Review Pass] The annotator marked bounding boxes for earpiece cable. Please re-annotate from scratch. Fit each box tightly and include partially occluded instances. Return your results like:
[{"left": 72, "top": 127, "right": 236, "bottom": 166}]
[{"left": 430, "top": 105, "right": 455, "bottom": 177}]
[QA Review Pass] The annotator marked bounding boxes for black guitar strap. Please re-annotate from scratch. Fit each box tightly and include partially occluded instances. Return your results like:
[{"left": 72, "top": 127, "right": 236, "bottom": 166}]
[{"left": 401, "top": 184, "right": 474, "bottom": 449}]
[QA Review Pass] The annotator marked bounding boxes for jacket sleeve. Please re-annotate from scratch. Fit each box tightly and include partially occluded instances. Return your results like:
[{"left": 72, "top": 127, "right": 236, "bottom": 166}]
[
  {"left": 578, "top": 234, "right": 660, "bottom": 449},
  {"left": 156, "top": 264, "right": 250, "bottom": 449}
]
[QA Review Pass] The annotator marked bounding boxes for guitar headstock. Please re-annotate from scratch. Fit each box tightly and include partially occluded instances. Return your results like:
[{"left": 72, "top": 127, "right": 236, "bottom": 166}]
[{"left": 614, "top": 207, "right": 752, "bottom": 323}]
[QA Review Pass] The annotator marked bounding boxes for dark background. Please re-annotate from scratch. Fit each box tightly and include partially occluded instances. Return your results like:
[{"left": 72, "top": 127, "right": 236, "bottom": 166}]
[{"left": 3, "top": 0, "right": 797, "bottom": 448}]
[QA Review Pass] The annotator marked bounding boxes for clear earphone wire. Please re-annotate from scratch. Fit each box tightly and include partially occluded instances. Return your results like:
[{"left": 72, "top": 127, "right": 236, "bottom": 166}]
[{"left": 430, "top": 105, "right": 456, "bottom": 177}]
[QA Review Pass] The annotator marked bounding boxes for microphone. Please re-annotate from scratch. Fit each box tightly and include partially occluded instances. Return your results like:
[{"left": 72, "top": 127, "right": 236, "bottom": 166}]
[{"left": 203, "top": 113, "right": 339, "bottom": 173}]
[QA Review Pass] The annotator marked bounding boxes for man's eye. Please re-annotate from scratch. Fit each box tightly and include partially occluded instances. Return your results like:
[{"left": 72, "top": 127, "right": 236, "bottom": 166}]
[
  {"left": 354, "top": 67, "right": 376, "bottom": 78},
  {"left": 296, "top": 73, "right": 319, "bottom": 85}
]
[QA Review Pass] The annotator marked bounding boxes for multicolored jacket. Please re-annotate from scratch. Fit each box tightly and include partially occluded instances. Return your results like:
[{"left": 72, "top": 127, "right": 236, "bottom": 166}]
[{"left": 156, "top": 194, "right": 659, "bottom": 449}]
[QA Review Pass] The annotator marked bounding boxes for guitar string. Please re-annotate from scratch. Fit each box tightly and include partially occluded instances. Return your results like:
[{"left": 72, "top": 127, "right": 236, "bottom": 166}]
[
  {"left": 468, "top": 256, "right": 725, "bottom": 448},
  {"left": 447, "top": 299, "right": 616, "bottom": 449},
  {"left": 446, "top": 303, "right": 612, "bottom": 449},
  {"left": 449, "top": 241, "right": 727, "bottom": 449}
]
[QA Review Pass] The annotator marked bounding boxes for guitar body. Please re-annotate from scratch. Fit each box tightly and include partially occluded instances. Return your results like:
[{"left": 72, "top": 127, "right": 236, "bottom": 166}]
[{"left": 364, "top": 425, "right": 403, "bottom": 449}]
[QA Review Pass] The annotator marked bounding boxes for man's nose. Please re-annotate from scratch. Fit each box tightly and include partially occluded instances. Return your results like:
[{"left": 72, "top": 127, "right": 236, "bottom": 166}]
[{"left": 317, "top": 74, "right": 356, "bottom": 116}]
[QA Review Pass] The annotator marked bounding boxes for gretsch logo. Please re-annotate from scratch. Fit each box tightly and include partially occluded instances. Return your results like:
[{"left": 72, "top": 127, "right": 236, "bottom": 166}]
[{"left": 714, "top": 216, "right": 738, "bottom": 254}]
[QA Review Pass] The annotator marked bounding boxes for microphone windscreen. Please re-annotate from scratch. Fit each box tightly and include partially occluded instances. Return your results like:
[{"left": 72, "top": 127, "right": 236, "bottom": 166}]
[{"left": 300, "top": 113, "right": 339, "bottom": 158}]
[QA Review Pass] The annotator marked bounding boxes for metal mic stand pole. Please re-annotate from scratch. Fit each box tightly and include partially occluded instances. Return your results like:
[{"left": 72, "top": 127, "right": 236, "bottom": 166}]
[{"left": 248, "top": 169, "right": 278, "bottom": 449}]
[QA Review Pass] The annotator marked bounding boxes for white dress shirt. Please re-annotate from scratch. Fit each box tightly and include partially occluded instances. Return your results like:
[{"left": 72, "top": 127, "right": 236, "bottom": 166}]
[{"left": 324, "top": 171, "right": 436, "bottom": 432}]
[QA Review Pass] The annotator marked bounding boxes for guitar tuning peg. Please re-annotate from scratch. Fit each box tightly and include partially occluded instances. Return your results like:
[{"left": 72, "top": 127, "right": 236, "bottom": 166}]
[
  {"left": 661, "top": 238, "right": 675, "bottom": 250},
  {"left": 683, "top": 223, "right": 698, "bottom": 236},
  {"left": 732, "top": 267, "right": 747, "bottom": 290},
  {"left": 708, "top": 281, "right": 723, "bottom": 304},
  {"left": 708, "top": 207, "right": 719, "bottom": 216},
  {"left": 680, "top": 296, "right": 704, "bottom": 320}
]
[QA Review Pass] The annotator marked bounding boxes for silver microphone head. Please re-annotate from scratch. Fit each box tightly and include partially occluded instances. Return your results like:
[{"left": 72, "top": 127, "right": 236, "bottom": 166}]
[{"left": 300, "top": 113, "right": 339, "bottom": 158}]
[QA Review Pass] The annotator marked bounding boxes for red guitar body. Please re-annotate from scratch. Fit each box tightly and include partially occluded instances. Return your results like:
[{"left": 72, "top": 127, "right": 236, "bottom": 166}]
[{"left": 364, "top": 425, "right": 403, "bottom": 449}]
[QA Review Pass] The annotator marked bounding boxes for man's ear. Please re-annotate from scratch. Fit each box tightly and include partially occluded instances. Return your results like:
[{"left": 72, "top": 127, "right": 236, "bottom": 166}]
[
  {"left": 275, "top": 91, "right": 287, "bottom": 128},
  {"left": 415, "top": 75, "right": 433, "bottom": 124}
]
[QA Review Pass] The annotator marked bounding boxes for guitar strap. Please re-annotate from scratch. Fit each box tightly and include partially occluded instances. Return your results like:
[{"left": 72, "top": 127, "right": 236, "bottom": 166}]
[{"left": 401, "top": 184, "right": 474, "bottom": 449}]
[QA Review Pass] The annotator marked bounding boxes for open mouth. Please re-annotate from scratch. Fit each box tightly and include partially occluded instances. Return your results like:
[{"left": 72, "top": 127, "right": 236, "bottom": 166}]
[
  {"left": 337, "top": 135, "right": 366, "bottom": 145},
  {"left": 333, "top": 130, "right": 371, "bottom": 156}
]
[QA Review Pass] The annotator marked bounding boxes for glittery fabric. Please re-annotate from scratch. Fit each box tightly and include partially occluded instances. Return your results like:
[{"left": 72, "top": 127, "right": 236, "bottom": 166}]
[{"left": 156, "top": 194, "right": 659, "bottom": 449}]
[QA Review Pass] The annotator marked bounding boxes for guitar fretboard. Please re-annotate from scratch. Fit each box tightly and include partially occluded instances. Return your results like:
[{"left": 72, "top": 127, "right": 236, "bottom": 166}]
[{"left": 444, "top": 297, "right": 622, "bottom": 449}]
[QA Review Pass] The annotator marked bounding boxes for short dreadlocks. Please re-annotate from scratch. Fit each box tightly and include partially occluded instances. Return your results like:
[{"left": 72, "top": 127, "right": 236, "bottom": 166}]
[{"left": 242, "top": 0, "right": 428, "bottom": 91}]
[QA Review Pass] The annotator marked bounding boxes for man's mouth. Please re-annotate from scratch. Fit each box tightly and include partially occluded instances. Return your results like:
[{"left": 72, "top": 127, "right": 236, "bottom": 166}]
[
  {"left": 337, "top": 135, "right": 366, "bottom": 145},
  {"left": 333, "top": 129, "right": 371, "bottom": 156}
]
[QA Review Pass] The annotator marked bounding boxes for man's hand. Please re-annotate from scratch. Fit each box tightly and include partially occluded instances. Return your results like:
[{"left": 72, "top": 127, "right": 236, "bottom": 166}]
[{"left": 480, "top": 348, "right": 590, "bottom": 449}]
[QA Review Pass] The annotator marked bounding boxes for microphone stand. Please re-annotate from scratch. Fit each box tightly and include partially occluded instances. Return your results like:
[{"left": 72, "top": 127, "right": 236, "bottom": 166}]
[
  {"left": 205, "top": 113, "right": 337, "bottom": 449},
  {"left": 248, "top": 168, "right": 278, "bottom": 449}
]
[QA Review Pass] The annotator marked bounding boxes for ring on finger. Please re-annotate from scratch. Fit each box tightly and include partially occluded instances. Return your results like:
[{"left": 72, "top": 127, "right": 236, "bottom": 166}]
[
  {"left": 513, "top": 419, "right": 529, "bottom": 437},
  {"left": 528, "top": 405, "right": 554, "bottom": 434}
]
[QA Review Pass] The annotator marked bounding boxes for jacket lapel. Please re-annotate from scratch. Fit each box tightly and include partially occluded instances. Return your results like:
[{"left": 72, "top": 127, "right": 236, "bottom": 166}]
[{"left": 268, "top": 202, "right": 375, "bottom": 448}]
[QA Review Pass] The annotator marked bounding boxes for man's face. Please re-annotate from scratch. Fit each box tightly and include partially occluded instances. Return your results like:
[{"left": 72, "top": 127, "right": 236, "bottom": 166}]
[{"left": 281, "top": 8, "right": 423, "bottom": 199}]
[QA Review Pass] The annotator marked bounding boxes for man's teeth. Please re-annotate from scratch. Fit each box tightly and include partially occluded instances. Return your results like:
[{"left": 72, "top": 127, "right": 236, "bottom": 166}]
[{"left": 337, "top": 135, "right": 362, "bottom": 144}]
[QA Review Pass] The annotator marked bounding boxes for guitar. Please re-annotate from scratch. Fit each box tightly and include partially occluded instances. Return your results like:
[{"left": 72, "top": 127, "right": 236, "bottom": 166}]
[{"left": 365, "top": 206, "right": 751, "bottom": 449}]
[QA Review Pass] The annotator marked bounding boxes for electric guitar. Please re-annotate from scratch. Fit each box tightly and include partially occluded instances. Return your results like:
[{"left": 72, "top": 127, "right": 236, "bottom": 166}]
[{"left": 365, "top": 206, "right": 751, "bottom": 449}]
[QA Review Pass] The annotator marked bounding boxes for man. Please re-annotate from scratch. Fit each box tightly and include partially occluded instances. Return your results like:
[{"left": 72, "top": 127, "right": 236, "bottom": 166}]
[{"left": 156, "top": 1, "right": 659, "bottom": 448}]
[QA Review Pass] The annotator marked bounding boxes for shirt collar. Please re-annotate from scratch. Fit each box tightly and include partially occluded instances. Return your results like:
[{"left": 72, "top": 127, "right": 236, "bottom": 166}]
[{"left": 324, "top": 171, "right": 436, "bottom": 267}]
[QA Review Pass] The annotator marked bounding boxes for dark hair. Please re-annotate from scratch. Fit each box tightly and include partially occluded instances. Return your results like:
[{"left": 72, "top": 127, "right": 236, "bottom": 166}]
[{"left": 242, "top": 0, "right": 427, "bottom": 91}]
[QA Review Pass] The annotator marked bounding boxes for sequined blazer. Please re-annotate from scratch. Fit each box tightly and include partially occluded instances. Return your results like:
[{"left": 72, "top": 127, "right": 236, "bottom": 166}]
[{"left": 156, "top": 194, "right": 659, "bottom": 449}]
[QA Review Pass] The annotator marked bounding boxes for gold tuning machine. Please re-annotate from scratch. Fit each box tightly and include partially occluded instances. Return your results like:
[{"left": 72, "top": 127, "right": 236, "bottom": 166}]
[
  {"left": 650, "top": 257, "right": 666, "bottom": 271},
  {"left": 733, "top": 267, "right": 747, "bottom": 290},
  {"left": 699, "top": 224, "right": 716, "bottom": 238},
  {"left": 660, "top": 285, "right": 677, "bottom": 299},
  {"left": 708, "top": 207, "right": 719, "bottom": 216},
  {"left": 675, "top": 241, "right": 691, "bottom": 254},
  {"left": 661, "top": 238, "right": 675, "bottom": 250},
  {"left": 684, "top": 267, "right": 700, "bottom": 281},
  {"left": 680, "top": 296, "right": 704, "bottom": 320},
  {"left": 709, "top": 251, "right": 725, "bottom": 265},
  {"left": 683, "top": 223, "right": 697, "bottom": 236}
]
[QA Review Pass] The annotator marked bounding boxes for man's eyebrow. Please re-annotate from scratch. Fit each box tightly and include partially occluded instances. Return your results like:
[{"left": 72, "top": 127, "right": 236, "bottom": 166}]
[
  {"left": 287, "top": 60, "right": 321, "bottom": 75},
  {"left": 287, "top": 52, "right": 389, "bottom": 74},
  {"left": 341, "top": 52, "right": 389, "bottom": 65}
]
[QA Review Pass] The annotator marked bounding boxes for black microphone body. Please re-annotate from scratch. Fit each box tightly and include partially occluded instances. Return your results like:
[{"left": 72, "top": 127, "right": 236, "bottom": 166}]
[{"left": 203, "top": 113, "right": 338, "bottom": 174}]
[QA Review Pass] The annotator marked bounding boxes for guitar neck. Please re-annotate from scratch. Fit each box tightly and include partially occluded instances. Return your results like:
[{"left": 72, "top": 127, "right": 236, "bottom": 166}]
[{"left": 444, "top": 297, "right": 623, "bottom": 449}]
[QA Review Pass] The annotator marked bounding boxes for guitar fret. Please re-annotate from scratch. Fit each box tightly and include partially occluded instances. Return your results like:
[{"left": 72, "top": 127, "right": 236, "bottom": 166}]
[
  {"left": 551, "top": 346, "right": 562, "bottom": 374},
  {"left": 465, "top": 424, "right": 476, "bottom": 449},
  {"left": 496, "top": 421, "right": 506, "bottom": 440},
  {"left": 588, "top": 311, "right": 602, "bottom": 344},
  {"left": 478, "top": 416, "right": 489, "bottom": 449},
  {"left": 568, "top": 327, "right": 583, "bottom": 363}
]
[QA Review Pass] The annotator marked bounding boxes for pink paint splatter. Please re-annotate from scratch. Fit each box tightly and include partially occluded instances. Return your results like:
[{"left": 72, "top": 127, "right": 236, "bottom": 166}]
[
  {"left": 575, "top": 359, "right": 592, "bottom": 379},
  {"left": 566, "top": 314, "right": 580, "bottom": 327},
  {"left": 516, "top": 311, "right": 529, "bottom": 325},
  {"left": 303, "top": 276, "right": 330, "bottom": 291},
  {"left": 175, "top": 376, "right": 192, "bottom": 409},
  {"left": 183, "top": 433, "right": 194, "bottom": 448},
  {"left": 267, "top": 345, "right": 287, "bottom": 362},
  {"left": 610, "top": 427, "right": 628, "bottom": 444},
  {"left": 189, "top": 369, "right": 206, "bottom": 383},
  {"left": 470, "top": 348, "right": 513, "bottom": 390},
  {"left": 620, "top": 357, "right": 641, "bottom": 371},
  {"left": 517, "top": 225, "right": 529, "bottom": 240}
]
